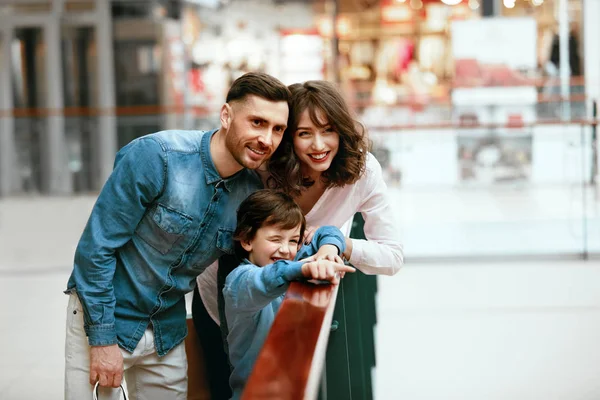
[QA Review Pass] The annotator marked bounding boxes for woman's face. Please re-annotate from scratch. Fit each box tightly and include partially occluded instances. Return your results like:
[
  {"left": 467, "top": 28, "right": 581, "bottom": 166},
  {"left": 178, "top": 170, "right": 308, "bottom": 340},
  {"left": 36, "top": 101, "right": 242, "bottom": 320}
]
[{"left": 292, "top": 108, "right": 340, "bottom": 177}]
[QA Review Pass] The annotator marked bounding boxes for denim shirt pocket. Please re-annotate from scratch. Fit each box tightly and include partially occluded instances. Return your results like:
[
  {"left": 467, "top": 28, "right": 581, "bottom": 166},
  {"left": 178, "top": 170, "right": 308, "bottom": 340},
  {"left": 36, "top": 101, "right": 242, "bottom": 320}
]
[
  {"left": 135, "top": 203, "right": 193, "bottom": 255},
  {"left": 216, "top": 228, "right": 235, "bottom": 255}
]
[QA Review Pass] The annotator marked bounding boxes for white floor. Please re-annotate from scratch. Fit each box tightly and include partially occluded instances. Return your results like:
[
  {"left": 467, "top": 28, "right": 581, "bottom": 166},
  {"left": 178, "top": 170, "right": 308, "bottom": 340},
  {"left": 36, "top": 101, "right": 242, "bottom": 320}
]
[
  {"left": 1, "top": 189, "right": 600, "bottom": 399},
  {"left": 1, "top": 261, "right": 599, "bottom": 399},
  {"left": 375, "top": 261, "right": 600, "bottom": 400}
]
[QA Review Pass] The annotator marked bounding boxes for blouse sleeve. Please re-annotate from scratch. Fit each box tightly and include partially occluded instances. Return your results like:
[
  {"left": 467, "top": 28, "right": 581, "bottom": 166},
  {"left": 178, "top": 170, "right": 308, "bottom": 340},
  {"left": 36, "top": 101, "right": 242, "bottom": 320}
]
[{"left": 348, "top": 154, "right": 404, "bottom": 275}]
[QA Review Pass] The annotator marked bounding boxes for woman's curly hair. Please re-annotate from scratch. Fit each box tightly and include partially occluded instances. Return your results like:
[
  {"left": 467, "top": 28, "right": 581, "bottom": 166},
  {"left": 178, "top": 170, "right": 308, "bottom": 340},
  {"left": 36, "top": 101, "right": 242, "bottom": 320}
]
[{"left": 267, "top": 80, "right": 370, "bottom": 196}]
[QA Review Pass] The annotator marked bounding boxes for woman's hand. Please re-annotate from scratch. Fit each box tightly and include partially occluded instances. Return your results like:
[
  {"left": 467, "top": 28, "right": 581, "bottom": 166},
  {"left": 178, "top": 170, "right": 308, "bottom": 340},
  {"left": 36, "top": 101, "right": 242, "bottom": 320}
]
[
  {"left": 302, "top": 225, "right": 319, "bottom": 245},
  {"left": 314, "top": 244, "right": 340, "bottom": 261}
]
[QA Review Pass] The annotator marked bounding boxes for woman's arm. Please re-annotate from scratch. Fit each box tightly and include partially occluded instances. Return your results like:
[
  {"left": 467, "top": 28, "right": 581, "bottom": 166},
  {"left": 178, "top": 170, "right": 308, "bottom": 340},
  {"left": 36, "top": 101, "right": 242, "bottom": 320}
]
[{"left": 347, "top": 155, "right": 404, "bottom": 275}]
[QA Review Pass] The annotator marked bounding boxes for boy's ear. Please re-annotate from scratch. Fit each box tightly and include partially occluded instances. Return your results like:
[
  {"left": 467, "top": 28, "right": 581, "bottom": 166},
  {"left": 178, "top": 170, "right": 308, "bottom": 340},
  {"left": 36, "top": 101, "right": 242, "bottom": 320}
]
[{"left": 240, "top": 239, "right": 252, "bottom": 253}]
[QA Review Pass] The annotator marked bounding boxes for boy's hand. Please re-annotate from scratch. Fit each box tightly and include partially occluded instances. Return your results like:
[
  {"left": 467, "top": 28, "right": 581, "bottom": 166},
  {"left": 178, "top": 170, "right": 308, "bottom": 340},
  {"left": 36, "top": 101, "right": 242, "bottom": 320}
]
[
  {"left": 301, "top": 259, "right": 356, "bottom": 284},
  {"left": 301, "top": 244, "right": 340, "bottom": 264}
]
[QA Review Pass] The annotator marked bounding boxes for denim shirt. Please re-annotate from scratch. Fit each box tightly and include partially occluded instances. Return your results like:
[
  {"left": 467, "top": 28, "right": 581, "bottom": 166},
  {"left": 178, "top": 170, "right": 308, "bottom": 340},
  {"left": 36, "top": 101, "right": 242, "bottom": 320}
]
[
  {"left": 223, "top": 226, "right": 346, "bottom": 399},
  {"left": 65, "top": 129, "right": 262, "bottom": 356}
]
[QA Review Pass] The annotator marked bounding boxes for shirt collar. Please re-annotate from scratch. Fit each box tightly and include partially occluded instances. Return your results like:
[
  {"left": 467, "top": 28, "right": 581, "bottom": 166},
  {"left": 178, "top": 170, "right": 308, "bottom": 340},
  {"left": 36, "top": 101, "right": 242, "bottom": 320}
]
[{"left": 200, "top": 129, "right": 245, "bottom": 192}]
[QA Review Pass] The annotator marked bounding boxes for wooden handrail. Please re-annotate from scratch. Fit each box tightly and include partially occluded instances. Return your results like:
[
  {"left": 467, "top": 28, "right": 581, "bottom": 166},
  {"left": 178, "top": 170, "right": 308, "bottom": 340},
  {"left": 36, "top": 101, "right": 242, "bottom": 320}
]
[{"left": 242, "top": 281, "right": 339, "bottom": 400}]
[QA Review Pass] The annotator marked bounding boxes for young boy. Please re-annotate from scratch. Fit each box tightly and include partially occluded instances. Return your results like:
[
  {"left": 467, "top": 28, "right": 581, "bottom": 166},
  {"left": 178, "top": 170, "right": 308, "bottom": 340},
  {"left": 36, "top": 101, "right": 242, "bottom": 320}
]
[{"left": 223, "top": 189, "right": 355, "bottom": 399}]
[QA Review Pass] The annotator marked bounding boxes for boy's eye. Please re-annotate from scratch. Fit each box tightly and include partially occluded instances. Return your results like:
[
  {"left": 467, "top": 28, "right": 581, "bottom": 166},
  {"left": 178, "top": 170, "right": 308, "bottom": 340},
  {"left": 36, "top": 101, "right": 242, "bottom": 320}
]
[{"left": 290, "top": 239, "right": 299, "bottom": 244}]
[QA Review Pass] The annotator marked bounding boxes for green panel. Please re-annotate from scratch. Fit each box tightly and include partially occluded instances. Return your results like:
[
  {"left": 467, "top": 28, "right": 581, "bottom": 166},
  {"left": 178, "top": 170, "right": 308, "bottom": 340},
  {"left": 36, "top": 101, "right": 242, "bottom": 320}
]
[
  {"left": 323, "top": 213, "right": 378, "bottom": 400},
  {"left": 323, "top": 282, "right": 352, "bottom": 400}
]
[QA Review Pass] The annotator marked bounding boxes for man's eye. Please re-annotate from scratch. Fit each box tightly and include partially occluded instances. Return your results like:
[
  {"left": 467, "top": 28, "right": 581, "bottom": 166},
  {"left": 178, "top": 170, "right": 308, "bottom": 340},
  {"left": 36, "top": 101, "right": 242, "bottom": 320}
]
[{"left": 252, "top": 120, "right": 262, "bottom": 126}]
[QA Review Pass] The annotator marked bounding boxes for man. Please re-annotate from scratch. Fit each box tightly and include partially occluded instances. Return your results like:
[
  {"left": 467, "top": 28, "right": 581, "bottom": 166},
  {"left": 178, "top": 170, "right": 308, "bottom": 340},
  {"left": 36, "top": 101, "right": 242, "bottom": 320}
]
[{"left": 64, "top": 72, "right": 290, "bottom": 399}]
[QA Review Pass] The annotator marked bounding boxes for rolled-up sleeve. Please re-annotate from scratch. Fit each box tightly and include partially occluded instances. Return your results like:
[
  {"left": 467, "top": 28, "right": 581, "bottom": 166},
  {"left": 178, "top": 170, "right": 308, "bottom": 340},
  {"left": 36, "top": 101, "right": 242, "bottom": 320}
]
[
  {"left": 296, "top": 225, "right": 346, "bottom": 260},
  {"left": 71, "top": 137, "right": 166, "bottom": 346}
]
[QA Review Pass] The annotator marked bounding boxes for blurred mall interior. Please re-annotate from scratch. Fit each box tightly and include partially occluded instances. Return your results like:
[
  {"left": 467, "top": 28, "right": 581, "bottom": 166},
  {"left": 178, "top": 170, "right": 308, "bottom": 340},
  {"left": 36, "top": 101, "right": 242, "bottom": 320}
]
[
  {"left": 1, "top": 0, "right": 598, "bottom": 257},
  {"left": 1, "top": 0, "right": 600, "bottom": 399}
]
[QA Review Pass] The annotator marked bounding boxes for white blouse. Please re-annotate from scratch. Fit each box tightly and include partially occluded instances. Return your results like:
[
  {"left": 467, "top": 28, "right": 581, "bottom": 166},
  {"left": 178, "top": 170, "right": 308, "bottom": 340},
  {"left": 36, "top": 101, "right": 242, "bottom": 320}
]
[{"left": 197, "top": 152, "right": 404, "bottom": 324}]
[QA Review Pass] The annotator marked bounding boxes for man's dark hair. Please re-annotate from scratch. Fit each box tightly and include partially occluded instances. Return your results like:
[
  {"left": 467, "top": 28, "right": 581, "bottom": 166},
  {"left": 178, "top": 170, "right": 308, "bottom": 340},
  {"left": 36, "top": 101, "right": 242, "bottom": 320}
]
[
  {"left": 226, "top": 72, "right": 291, "bottom": 104},
  {"left": 233, "top": 189, "right": 306, "bottom": 259}
]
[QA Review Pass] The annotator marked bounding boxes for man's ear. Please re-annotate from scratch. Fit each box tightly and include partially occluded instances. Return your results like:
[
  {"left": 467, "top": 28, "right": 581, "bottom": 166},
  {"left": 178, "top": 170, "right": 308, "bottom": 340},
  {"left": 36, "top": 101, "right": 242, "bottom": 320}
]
[
  {"left": 220, "top": 103, "right": 232, "bottom": 130},
  {"left": 240, "top": 239, "right": 253, "bottom": 253}
]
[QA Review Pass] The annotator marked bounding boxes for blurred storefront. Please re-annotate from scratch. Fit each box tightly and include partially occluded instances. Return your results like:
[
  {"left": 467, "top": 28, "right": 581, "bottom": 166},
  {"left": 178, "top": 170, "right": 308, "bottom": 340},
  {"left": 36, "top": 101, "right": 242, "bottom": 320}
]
[
  {"left": 309, "top": 0, "right": 584, "bottom": 114},
  {"left": 0, "top": 0, "right": 186, "bottom": 195},
  {"left": 0, "top": 0, "right": 596, "bottom": 197}
]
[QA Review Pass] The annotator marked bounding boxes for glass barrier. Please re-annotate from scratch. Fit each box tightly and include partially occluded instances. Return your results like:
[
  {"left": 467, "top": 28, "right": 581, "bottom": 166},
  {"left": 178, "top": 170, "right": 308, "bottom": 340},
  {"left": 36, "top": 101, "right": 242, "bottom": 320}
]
[
  {"left": 364, "top": 108, "right": 597, "bottom": 259},
  {"left": 5, "top": 99, "right": 600, "bottom": 260}
]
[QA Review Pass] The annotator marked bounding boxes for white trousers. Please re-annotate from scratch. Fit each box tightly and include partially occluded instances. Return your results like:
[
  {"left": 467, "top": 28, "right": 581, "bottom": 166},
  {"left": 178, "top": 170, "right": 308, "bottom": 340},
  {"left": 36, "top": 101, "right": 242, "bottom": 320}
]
[{"left": 64, "top": 293, "right": 188, "bottom": 400}]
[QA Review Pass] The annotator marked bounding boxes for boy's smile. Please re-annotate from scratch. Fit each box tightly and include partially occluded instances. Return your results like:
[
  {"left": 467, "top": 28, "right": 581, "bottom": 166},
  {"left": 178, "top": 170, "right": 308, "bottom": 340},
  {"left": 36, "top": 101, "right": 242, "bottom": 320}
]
[{"left": 242, "top": 225, "right": 302, "bottom": 267}]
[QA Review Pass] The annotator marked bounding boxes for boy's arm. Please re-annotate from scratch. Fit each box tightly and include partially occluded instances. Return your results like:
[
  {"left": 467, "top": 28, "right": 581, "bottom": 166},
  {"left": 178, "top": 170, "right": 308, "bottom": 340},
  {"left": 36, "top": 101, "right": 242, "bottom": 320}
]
[
  {"left": 296, "top": 225, "right": 346, "bottom": 261},
  {"left": 223, "top": 260, "right": 305, "bottom": 314}
]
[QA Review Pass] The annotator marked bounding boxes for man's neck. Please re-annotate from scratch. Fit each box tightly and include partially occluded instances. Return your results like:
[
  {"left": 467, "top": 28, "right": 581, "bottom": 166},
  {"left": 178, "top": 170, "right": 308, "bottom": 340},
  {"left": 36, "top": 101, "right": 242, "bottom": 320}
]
[{"left": 210, "top": 129, "right": 244, "bottom": 179}]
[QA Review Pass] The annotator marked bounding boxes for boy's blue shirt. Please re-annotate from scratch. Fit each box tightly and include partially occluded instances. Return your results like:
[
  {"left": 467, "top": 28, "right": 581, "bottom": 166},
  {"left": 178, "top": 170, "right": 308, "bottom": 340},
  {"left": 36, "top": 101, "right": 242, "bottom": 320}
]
[{"left": 223, "top": 225, "right": 346, "bottom": 399}]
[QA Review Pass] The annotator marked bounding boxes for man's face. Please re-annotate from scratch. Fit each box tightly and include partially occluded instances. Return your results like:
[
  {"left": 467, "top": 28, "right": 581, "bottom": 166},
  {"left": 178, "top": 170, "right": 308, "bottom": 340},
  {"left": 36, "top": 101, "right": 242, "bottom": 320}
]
[{"left": 224, "top": 95, "right": 289, "bottom": 170}]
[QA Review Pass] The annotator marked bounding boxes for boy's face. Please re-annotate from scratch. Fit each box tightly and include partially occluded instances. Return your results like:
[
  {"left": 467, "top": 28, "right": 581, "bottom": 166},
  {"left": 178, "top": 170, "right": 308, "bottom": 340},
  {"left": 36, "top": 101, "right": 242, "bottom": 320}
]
[{"left": 241, "top": 224, "right": 302, "bottom": 267}]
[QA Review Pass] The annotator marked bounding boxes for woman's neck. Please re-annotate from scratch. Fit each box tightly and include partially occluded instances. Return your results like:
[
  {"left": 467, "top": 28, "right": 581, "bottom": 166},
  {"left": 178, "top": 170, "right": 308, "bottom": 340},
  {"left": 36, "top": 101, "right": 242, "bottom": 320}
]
[
  {"left": 296, "top": 180, "right": 327, "bottom": 215},
  {"left": 300, "top": 163, "right": 322, "bottom": 184}
]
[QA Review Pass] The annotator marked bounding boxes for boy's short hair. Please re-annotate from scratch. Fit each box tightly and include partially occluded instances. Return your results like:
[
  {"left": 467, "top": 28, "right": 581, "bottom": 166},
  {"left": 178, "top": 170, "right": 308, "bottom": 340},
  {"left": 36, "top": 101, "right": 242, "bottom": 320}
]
[
  {"left": 234, "top": 189, "right": 306, "bottom": 259},
  {"left": 226, "top": 72, "right": 291, "bottom": 105}
]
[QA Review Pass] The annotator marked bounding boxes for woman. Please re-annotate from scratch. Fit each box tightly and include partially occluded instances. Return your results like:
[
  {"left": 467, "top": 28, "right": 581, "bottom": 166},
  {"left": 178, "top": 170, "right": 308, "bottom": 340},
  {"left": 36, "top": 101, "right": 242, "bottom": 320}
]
[
  {"left": 265, "top": 80, "right": 403, "bottom": 273},
  {"left": 192, "top": 80, "right": 403, "bottom": 399}
]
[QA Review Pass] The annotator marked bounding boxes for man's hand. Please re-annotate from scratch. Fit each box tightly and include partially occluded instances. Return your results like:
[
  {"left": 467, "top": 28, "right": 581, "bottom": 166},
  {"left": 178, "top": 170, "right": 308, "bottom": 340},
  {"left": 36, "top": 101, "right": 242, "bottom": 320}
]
[
  {"left": 90, "top": 344, "right": 124, "bottom": 388},
  {"left": 301, "top": 259, "right": 356, "bottom": 285}
]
